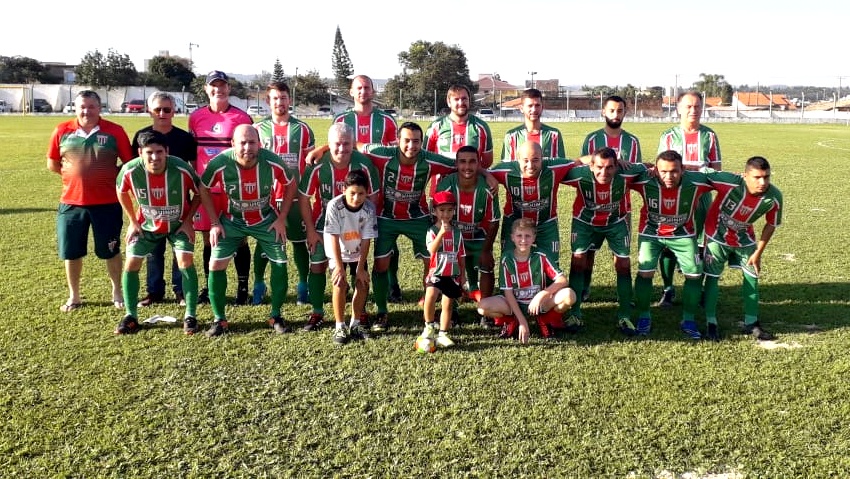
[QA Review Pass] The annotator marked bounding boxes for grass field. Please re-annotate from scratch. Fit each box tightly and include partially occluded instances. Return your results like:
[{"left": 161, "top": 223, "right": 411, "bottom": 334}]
[{"left": 1, "top": 114, "right": 850, "bottom": 478}]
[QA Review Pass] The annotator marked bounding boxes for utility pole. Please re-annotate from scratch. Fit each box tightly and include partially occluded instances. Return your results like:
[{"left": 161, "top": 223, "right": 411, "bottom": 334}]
[
  {"left": 188, "top": 43, "right": 199, "bottom": 72},
  {"left": 528, "top": 71, "right": 537, "bottom": 89}
]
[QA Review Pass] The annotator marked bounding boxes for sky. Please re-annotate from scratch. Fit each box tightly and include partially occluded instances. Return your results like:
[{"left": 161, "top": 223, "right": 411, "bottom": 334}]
[{"left": 4, "top": 0, "right": 848, "bottom": 90}]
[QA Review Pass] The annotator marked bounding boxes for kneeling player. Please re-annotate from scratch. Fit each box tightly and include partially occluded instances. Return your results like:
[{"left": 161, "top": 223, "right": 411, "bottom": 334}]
[
  {"left": 323, "top": 171, "right": 378, "bottom": 345},
  {"left": 477, "top": 218, "right": 576, "bottom": 343},
  {"left": 115, "top": 130, "right": 202, "bottom": 335}
]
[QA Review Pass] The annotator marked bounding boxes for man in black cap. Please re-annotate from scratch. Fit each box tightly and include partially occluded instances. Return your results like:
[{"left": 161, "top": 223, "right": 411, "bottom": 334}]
[{"left": 188, "top": 71, "right": 254, "bottom": 304}]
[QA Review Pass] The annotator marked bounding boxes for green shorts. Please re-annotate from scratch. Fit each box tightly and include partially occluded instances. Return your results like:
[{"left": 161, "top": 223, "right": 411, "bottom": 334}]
[
  {"left": 501, "top": 218, "right": 561, "bottom": 266},
  {"left": 637, "top": 236, "right": 702, "bottom": 276},
  {"left": 212, "top": 216, "right": 288, "bottom": 264},
  {"left": 374, "top": 217, "right": 430, "bottom": 259},
  {"left": 127, "top": 230, "right": 195, "bottom": 258},
  {"left": 703, "top": 238, "right": 758, "bottom": 278},
  {"left": 570, "top": 219, "right": 631, "bottom": 258},
  {"left": 57, "top": 202, "right": 122, "bottom": 260},
  {"left": 284, "top": 200, "right": 307, "bottom": 243}
]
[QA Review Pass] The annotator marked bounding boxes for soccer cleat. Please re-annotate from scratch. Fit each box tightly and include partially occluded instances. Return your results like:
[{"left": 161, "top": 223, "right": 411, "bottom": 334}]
[
  {"left": 680, "top": 320, "right": 702, "bottom": 340},
  {"left": 252, "top": 283, "right": 267, "bottom": 306},
  {"left": 636, "top": 316, "right": 652, "bottom": 335},
  {"left": 183, "top": 316, "right": 198, "bottom": 335},
  {"left": 564, "top": 315, "right": 585, "bottom": 333},
  {"left": 743, "top": 322, "right": 775, "bottom": 341},
  {"left": 705, "top": 323, "right": 720, "bottom": 342},
  {"left": 137, "top": 293, "right": 164, "bottom": 307},
  {"left": 618, "top": 318, "right": 638, "bottom": 337},
  {"left": 349, "top": 324, "right": 371, "bottom": 341},
  {"left": 268, "top": 316, "right": 291, "bottom": 334},
  {"left": 234, "top": 284, "right": 250, "bottom": 305},
  {"left": 302, "top": 313, "right": 325, "bottom": 332},
  {"left": 479, "top": 315, "right": 496, "bottom": 329},
  {"left": 357, "top": 312, "right": 371, "bottom": 330},
  {"left": 388, "top": 283, "right": 403, "bottom": 304},
  {"left": 205, "top": 320, "right": 229, "bottom": 337},
  {"left": 332, "top": 326, "right": 349, "bottom": 345},
  {"left": 469, "top": 290, "right": 482, "bottom": 303},
  {"left": 436, "top": 333, "right": 455, "bottom": 348},
  {"left": 175, "top": 291, "right": 186, "bottom": 307},
  {"left": 420, "top": 324, "right": 437, "bottom": 341},
  {"left": 581, "top": 287, "right": 592, "bottom": 303},
  {"left": 657, "top": 288, "right": 675, "bottom": 308},
  {"left": 538, "top": 317, "right": 553, "bottom": 339},
  {"left": 498, "top": 317, "right": 518, "bottom": 339},
  {"left": 198, "top": 288, "right": 210, "bottom": 304},
  {"left": 296, "top": 282, "right": 309, "bottom": 306},
  {"left": 114, "top": 314, "right": 140, "bottom": 335},
  {"left": 371, "top": 312, "right": 388, "bottom": 332}
]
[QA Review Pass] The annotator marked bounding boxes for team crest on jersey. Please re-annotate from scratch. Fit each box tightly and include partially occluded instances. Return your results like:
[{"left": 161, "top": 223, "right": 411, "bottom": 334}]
[
  {"left": 399, "top": 174, "right": 414, "bottom": 184},
  {"left": 597, "top": 191, "right": 610, "bottom": 201},
  {"left": 243, "top": 182, "right": 257, "bottom": 194},
  {"left": 335, "top": 181, "right": 345, "bottom": 193},
  {"left": 151, "top": 187, "right": 165, "bottom": 200},
  {"left": 453, "top": 134, "right": 465, "bottom": 145},
  {"left": 519, "top": 272, "right": 530, "bottom": 283},
  {"left": 460, "top": 204, "right": 473, "bottom": 216},
  {"left": 96, "top": 135, "right": 109, "bottom": 146},
  {"left": 663, "top": 198, "right": 676, "bottom": 209},
  {"left": 359, "top": 125, "right": 370, "bottom": 136},
  {"left": 275, "top": 135, "right": 287, "bottom": 147},
  {"left": 212, "top": 123, "right": 223, "bottom": 134},
  {"left": 738, "top": 205, "right": 754, "bottom": 216},
  {"left": 523, "top": 185, "right": 536, "bottom": 196}
]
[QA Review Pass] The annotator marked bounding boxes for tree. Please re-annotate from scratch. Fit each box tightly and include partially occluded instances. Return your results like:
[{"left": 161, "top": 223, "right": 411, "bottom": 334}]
[
  {"left": 145, "top": 56, "right": 195, "bottom": 90},
  {"left": 75, "top": 49, "right": 139, "bottom": 88},
  {"left": 331, "top": 26, "right": 354, "bottom": 92},
  {"left": 692, "top": 73, "right": 729, "bottom": 98},
  {"left": 383, "top": 40, "right": 473, "bottom": 112},
  {"left": 0, "top": 56, "right": 59, "bottom": 83},
  {"left": 293, "top": 70, "right": 330, "bottom": 106},
  {"left": 272, "top": 58, "right": 285, "bottom": 83}
]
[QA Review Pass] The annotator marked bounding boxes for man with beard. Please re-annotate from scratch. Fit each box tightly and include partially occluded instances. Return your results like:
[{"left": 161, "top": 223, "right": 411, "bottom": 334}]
[
  {"left": 252, "top": 81, "right": 315, "bottom": 307},
  {"left": 198, "top": 125, "right": 296, "bottom": 337},
  {"left": 577, "top": 95, "right": 643, "bottom": 302},
  {"left": 656, "top": 91, "right": 721, "bottom": 308},
  {"left": 701, "top": 156, "right": 782, "bottom": 341},
  {"left": 501, "top": 88, "right": 566, "bottom": 160}
]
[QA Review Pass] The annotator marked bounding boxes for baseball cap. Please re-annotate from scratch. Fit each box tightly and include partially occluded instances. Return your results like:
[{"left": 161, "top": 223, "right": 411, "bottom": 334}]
[
  {"left": 432, "top": 191, "right": 457, "bottom": 206},
  {"left": 205, "top": 70, "right": 229, "bottom": 85}
]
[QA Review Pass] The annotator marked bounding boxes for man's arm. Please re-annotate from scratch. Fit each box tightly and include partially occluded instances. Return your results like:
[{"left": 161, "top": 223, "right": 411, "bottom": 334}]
[
  {"left": 747, "top": 224, "right": 776, "bottom": 276},
  {"left": 117, "top": 190, "right": 142, "bottom": 242}
]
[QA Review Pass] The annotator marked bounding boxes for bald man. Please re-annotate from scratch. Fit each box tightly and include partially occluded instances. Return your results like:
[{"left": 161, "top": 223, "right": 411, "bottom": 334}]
[{"left": 198, "top": 125, "right": 296, "bottom": 336}]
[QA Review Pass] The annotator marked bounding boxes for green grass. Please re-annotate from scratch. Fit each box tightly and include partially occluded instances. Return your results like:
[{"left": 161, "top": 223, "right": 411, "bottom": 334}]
[{"left": 1, "top": 115, "right": 849, "bottom": 478}]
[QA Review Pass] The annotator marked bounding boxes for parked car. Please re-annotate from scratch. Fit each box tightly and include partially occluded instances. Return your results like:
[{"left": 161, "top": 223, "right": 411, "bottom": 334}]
[
  {"left": 317, "top": 106, "right": 332, "bottom": 116},
  {"left": 383, "top": 108, "right": 398, "bottom": 117},
  {"left": 63, "top": 102, "right": 75, "bottom": 114},
  {"left": 184, "top": 103, "right": 198, "bottom": 113},
  {"left": 247, "top": 105, "right": 268, "bottom": 116},
  {"left": 478, "top": 108, "right": 496, "bottom": 120},
  {"left": 0, "top": 100, "right": 7, "bottom": 113},
  {"left": 32, "top": 98, "right": 53, "bottom": 113},
  {"left": 126, "top": 99, "right": 147, "bottom": 113}
]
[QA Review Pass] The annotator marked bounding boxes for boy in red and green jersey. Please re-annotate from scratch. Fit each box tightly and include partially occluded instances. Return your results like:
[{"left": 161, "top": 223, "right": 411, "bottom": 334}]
[
  {"left": 702, "top": 157, "right": 783, "bottom": 341},
  {"left": 115, "top": 130, "right": 201, "bottom": 335}
]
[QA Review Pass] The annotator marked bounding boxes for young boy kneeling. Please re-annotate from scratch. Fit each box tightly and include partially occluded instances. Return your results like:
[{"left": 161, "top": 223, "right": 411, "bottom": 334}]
[
  {"left": 418, "top": 191, "right": 466, "bottom": 349},
  {"left": 323, "top": 170, "right": 378, "bottom": 345},
  {"left": 478, "top": 218, "right": 576, "bottom": 343}
]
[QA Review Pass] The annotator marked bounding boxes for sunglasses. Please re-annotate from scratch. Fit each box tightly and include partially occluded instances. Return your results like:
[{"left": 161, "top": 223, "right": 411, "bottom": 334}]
[{"left": 153, "top": 107, "right": 173, "bottom": 114}]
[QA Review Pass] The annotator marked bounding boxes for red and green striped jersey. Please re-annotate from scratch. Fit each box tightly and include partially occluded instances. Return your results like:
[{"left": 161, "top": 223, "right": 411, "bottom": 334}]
[
  {"left": 334, "top": 109, "right": 398, "bottom": 146},
  {"left": 47, "top": 118, "right": 134, "bottom": 205},
  {"left": 117, "top": 156, "right": 200, "bottom": 234},
  {"left": 562, "top": 163, "right": 646, "bottom": 226},
  {"left": 630, "top": 170, "right": 716, "bottom": 238},
  {"left": 501, "top": 123, "right": 565, "bottom": 160},
  {"left": 435, "top": 174, "right": 501, "bottom": 242},
  {"left": 201, "top": 148, "right": 290, "bottom": 227},
  {"left": 424, "top": 115, "right": 494, "bottom": 168},
  {"left": 426, "top": 224, "right": 466, "bottom": 277},
  {"left": 253, "top": 116, "right": 315, "bottom": 179},
  {"left": 365, "top": 147, "right": 456, "bottom": 220},
  {"left": 499, "top": 251, "right": 564, "bottom": 304},
  {"left": 704, "top": 172, "right": 783, "bottom": 247},
  {"left": 581, "top": 128, "right": 642, "bottom": 164},
  {"left": 658, "top": 125, "right": 721, "bottom": 170},
  {"left": 298, "top": 151, "right": 380, "bottom": 231},
  {"left": 489, "top": 159, "right": 576, "bottom": 225}
]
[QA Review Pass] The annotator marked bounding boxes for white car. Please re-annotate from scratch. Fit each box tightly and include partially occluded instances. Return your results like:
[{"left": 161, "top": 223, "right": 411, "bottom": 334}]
[
  {"left": 63, "top": 102, "right": 75, "bottom": 114},
  {"left": 184, "top": 103, "right": 198, "bottom": 114},
  {"left": 247, "top": 105, "right": 268, "bottom": 116},
  {"left": 478, "top": 108, "right": 497, "bottom": 120}
]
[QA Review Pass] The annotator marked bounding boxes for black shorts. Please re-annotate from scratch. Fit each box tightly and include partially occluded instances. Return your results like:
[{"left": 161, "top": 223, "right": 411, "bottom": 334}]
[{"left": 427, "top": 275, "right": 463, "bottom": 299}]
